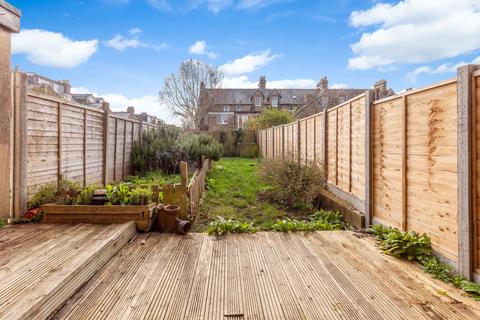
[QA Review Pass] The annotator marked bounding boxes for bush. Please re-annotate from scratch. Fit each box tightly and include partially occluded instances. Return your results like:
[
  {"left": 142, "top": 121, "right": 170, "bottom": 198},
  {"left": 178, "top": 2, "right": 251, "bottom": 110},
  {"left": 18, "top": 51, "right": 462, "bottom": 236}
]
[
  {"left": 181, "top": 133, "right": 223, "bottom": 163},
  {"left": 131, "top": 126, "right": 185, "bottom": 174},
  {"left": 248, "top": 108, "right": 295, "bottom": 130},
  {"left": 259, "top": 156, "right": 325, "bottom": 209},
  {"left": 28, "top": 183, "right": 57, "bottom": 209},
  {"left": 129, "top": 188, "right": 153, "bottom": 205}
]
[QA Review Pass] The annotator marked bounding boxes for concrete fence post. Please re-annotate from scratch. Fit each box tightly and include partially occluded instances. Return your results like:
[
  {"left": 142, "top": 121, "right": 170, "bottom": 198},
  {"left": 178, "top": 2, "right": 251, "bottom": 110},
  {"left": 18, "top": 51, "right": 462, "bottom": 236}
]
[
  {"left": 364, "top": 89, "right": 376, "bottom": 227},
  {"left": 0, "top": 1, "right": 21, "bottom": 219},
  {"left": 457, "top": 64, "right": 479, "bottom": 280}
]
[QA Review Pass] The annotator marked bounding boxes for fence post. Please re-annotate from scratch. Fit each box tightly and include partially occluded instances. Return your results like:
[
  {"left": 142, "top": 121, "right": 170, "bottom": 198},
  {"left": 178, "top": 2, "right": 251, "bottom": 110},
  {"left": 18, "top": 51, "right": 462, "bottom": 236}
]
[
  {"left": 297, "top": 119, "right": 301, "bottom": 164},
  {"left": 103, "top": 103, "right": 111, "bottom": 185},
  {"left": 364, "top": 89, "right": 376, "bottom": 227},
  {"left": 12, "top": 70, "right": 27, "bottom": 219},
  {"left": 457, "top": 64, "right": 479, "bottom": 280},
  {"left": 272, "top": 126, "right": 275, "bottom": 159},
  {"left": 57, "top": 102, "right": 63, "bottom": 185},
  {"left": 282, "top": 125, "right": 285, "bottom": 159}
]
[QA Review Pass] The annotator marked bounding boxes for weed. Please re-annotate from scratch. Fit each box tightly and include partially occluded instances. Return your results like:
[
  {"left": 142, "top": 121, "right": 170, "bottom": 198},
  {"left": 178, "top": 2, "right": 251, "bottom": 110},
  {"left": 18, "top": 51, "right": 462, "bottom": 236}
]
[
  {"left": 207, "top": 216, "right": 257, "bottom": 235},
  {"left": 28, "top": 183, "right": 57, "bottom": 209},
  {"left": 421, "top": 256, "right": 452, "bottom": 282},
  {"left": 271, "top": 210, "right": 342, "bottom": 232},
  {"left": 0, "top": 219, "right": 5, "bottom": 229}
]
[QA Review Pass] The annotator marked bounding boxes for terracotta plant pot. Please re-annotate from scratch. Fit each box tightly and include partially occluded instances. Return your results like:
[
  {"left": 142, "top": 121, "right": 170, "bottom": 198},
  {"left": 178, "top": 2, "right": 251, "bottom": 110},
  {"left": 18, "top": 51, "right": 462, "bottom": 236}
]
[
  {"left": 175, "top": 218, "right": 191, "bottom": 234},
  {"left": 157, "top": 205, "right": 180, "bottom": 233}
]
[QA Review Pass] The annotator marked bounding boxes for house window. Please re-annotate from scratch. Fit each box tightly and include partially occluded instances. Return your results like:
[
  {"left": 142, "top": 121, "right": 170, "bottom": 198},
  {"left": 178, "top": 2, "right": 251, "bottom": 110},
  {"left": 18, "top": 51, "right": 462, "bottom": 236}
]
[
  {"left": 236, "top": 105, "right": 241, "bottom": 112},
  {"left": 288, "top": 106, "right": 295, "bottom": 112},
  {"left": 217, "top": 114, "right": 229, "bottom": 125},
  {"left": 254, "top": 96, "right": 262, "bottom": 107},
  {"left": 224, "top": 105, "right": 230, "bottom": 112},
  {"left": 271, "top": 96, "right": 279, "bottom": 107}
]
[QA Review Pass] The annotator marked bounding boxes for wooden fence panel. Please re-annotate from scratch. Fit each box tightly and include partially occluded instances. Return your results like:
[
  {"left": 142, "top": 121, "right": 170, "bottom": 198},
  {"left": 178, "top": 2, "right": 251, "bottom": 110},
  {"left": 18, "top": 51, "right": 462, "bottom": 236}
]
[
  {"left": 406, "top": 82, "right": 458, "bottom": 262},
  {"left": 327, "top": 109, "right": 338, "bottom": 185},
  {"left": 351, "top": 97, "right": 366, "bottom": 201},
  {"left": 85, "top": 110, "right": 104, "bottom": 186},
  {"left": 26, "top": 95, "right": 59, "bottom": 199},
  {"left": 61, "top": 104, "right": 85, "bottom": 184},
  {"left": 299, "top": 119, "right": 307, "bottom": 164},
  {"left": 306, "top": 117, "right": 315, "bottom": 163},
  {"left": 115, "top": 119, "right": 125, "bottom": 181},
  {"left": 314, "top": 114, "right": 324, "bottom": 167},
  {"left": 336, "top": 104, "right": 350, "bottom": 192},
  {"left": 372, "top": 97, "right": 403, "bottom": 228},
  {"left": 107, "top": 117, "right": 116, "bottom": 183}
]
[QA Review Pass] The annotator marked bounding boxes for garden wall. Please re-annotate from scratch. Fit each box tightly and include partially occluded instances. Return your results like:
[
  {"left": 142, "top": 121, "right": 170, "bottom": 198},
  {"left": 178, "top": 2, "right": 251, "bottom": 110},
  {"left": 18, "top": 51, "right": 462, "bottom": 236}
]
[
  {"left": 11, "top": 71, "right": 159, "bottom": 217},
  {"left": 259, "top": 65, "right": 480, "bottom": 282}
]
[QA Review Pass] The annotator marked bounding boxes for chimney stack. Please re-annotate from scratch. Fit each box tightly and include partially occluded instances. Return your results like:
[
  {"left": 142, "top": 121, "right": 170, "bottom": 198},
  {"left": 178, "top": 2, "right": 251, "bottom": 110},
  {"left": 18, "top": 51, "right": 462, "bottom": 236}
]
[
  {"left": 127, "top": 106, "right": 135, "bottom": 114},
  {"left": 258, "top": 75, "right": 266, "bottom": 89},
  {"left": 62, "top": 80, "right": 71, "bottom": 94}
]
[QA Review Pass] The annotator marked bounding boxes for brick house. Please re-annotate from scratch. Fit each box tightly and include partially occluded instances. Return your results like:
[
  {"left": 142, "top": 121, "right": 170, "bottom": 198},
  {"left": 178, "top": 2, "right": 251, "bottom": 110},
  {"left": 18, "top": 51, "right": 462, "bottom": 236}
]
[{"left": 199, "top": 76, "right": 377, "bottom": 132}]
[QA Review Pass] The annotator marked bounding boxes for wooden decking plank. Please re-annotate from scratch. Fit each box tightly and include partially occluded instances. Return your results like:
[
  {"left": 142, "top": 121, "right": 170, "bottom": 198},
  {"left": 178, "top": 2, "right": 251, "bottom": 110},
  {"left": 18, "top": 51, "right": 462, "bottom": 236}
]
[
  {"left": 0, "top": 224, "right": 55, "bottom": 251},
  {"left": 246, "top": 233, "right": 286, "bottom": 320},
  {"left": 257, "top": 233, "right": 305, "bottom": 320},
  {"left": 310, "top": 232, "right": 433, "bottom": 320},
  {"left": 204, "top": 235, "right": 226, "bottom": 320},
  {"left": 236, "top": 234, "right": 265, "bottom": 319},
  {"left": 143, "top": 235, "right": 197, "bottom": 319},
  {"left": 300, "top": 232, "right": 413, "bottom": 320},
  {"left": 163, "top": 234, "right": 204, "bottom": 319},
  {"left": 326, "top": 232, "right": 480, "bottom": 320},
  {"left": 183, "top": 234, "right": 214, "bottom": 320},
  {"left": 224, "top": 234, "right": 243, "bottom": 318},
  {"left": 268, "top": 232, "right": 344, "bottom": 319},
  {"left": 285, "top": 232, "right": 366, "bottom": 319}
]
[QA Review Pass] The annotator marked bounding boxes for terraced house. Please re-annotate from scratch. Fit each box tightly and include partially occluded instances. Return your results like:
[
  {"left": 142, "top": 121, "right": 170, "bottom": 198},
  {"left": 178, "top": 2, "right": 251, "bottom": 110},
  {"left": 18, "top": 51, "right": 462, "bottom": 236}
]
[{"left": 200, "top": 76, "right": 370, "bottom": 132}]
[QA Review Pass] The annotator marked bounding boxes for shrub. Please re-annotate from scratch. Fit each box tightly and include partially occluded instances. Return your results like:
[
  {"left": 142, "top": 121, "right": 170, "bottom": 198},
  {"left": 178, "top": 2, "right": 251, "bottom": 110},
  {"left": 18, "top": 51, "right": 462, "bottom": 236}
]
[
  {"left": 380, "top": 229, "right": 432, "bottom": 262},
  {"left": 56, "top": 179, "right": 82, "bottom": 205},
  {"left": 181, "top": 133, "right": 223, "bottom": 163},
  {"left": 207, "top": 216, "right": 257, "bottom": 235},
  {"left": 129, "top": 188, "right": 153, "bottom": 205},
  {"left": 248, "top": 108, "right": 295, "bottom": 130},
  {"left": 28, "top": 183, "right": 57, "bottom": 209},
  {"left": 131, "top": 126, "right": 185, "bottom": 174},
  {"left": 259, "top": 156, "right": 325, "bottom": 209}
]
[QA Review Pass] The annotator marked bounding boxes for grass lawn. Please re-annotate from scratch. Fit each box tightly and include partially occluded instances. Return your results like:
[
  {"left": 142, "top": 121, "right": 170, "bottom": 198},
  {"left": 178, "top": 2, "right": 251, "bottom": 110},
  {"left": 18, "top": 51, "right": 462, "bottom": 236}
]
[{"left": 193, "top": 157, "right": 311, "bottom": 232}]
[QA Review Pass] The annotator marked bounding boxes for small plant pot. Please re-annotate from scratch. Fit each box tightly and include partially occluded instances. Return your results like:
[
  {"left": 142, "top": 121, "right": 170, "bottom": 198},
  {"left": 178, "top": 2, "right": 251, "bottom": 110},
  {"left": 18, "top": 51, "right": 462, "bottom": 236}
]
[
  {"left": 157, "top": 205, "right": 180, "bottom": 233},
  {"left": 175, "top": 218, "right": 191, "bottom": 234}
]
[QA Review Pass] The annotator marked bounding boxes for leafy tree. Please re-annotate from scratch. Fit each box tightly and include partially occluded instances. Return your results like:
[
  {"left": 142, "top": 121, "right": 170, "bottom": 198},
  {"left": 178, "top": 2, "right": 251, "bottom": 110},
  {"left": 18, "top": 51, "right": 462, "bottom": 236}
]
[{"left": 248, "top": 108, "right": 295, "bottom": 130}]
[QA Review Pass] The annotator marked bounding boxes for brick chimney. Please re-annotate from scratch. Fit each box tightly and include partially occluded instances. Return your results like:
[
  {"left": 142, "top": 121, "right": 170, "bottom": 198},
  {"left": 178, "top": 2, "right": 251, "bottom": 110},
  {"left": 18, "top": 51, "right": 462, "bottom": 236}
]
[
  {"left": 61, "top": 80, "right": 71, "bottom": 94},
  {"left": 317, "top": 76, "right": 328, "bottom": 91},
  {"left": 258, "top": 76, "right": 266, "bottom": 89},
  {"left": 127, "top": 106, "right": 135, "bottom": 115}
]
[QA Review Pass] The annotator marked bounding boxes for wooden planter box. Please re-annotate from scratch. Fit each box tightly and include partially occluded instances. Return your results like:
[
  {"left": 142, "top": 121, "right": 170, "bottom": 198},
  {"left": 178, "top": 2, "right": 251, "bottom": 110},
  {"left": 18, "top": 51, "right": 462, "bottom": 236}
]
[{"left": 39, "top": 203, "right": 157, "bottom": 232}]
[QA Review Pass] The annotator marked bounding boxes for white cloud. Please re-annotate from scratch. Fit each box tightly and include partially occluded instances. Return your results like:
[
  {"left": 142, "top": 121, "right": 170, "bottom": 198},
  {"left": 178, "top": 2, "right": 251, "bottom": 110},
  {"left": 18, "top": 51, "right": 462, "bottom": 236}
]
[
  {"left": 348, "top": 0, "right": 480, "bottom": 70},
  {"left": 129, "top": 27, "right": 142, "bottom": 35},
  {"left": 236, "top": 0, "right": 281, "bottom": 10},
  {"left": 105, "top": 34, "right": 169, "bottom": 51},
  {"left": 405, "top": 55, "right": 480, "bottom": 82},
  {"left": 220, "top": 50, "right": 280, "bottom": 75},
  {"left": 189, "top": 40, "right": 218, "bottom": 59},
  {"left": 222, "top": 75, "right": 316, "bottom": 88},
  {"left": 207, "top": 0, "right": 233, "bottom": 13},
  {"left": 12, "top": 29, "right": 98, "bottom": 68},
  {"left": 71, "top": 87, "right": 180, "bottom": 125},
  {"left": 146, "top": 0, "right": 172, "bottom": 11},
  {"left": 106, "top": 34, "right": 142, "bottom": 51}
]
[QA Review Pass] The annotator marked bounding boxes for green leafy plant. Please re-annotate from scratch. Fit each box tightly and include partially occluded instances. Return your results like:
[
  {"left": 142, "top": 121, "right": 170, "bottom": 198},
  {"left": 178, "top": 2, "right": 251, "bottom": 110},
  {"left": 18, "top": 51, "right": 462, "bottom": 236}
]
[
  {"left": 129, "top": 188, "right": 153, "bottom": 205},
  {"left": 460, "top": 281, "right": 480, "bottom": 301},
  {"left": 248, "top": 108, "right": 295, "bottom": 130},
  {"left": 421, "top": 256, "right": 452, "bottom": 282},
  {"left": 77, "top": 185, "right": 101, "bottom": 205},
  {"left": 259, "top": 156, "right": 325, "bottom": 209},
  {"left": 106, "top": 184, "right": 132, "bottom": 205},
  {"left": 28, "top": 183, "right": 57, "bottom": 209},
  {"left": 56, "top": 179, "right": 82, "bottom": 205},
  {"left": 0, "top": 219, "right": 5, "bottom": 229},
  {"left": 207, "top": 216, "right": 257, "bottom": 235},
  {"left": 380, "top": 229, "right": 432, "bottom": 262},
  {"left": 181, "top": 133, "right": 223, "bottom": 163},
  {"left": 271, "top": 210, "right": 342, "bottom": 232}
]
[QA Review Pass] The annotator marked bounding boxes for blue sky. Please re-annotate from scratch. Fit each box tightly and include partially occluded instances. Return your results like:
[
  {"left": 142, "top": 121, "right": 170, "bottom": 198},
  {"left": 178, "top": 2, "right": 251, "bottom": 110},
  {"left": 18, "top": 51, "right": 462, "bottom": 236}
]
[{"left": 9, "top": 0, "right": 480, "bottom": 124}]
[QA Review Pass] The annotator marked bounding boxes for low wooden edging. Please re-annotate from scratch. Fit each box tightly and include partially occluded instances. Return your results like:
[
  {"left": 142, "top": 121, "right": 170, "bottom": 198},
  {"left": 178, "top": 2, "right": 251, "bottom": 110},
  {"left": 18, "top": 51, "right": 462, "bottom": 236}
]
[
  {"left": 188, "top": 159, "right": 211, "bottom": 219},
  {"left": 40, "top": 203, "right": 156, "bottom": 232}
]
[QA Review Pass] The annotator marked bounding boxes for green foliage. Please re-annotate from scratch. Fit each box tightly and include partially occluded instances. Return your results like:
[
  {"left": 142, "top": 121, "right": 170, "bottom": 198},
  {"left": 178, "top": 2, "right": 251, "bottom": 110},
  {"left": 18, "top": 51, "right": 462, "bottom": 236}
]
[
  {"left": 129, "top": 188, "right": 153, "bottom": 205},
  {"left": 123, "top": 170, "right": 180, "bottom": 187},
  {"left": 259, "top": 156, "right": 325, "bottom": 209},
  {"left": 181, "top": 133, "right": 223, "bottom": 163},
  {"left": 0, "top": 219, "right": 5, "bottom": 229},
  {"left": 248, "top": 108, "right": 295, "bottom": 130},
  {"left": 421, "top": 256, "right": 452, "bottom": 282},
  {"left": 76, "top": 185, "right": 101, "bottom": 205},
  {"left": 271, "top": 210, "right": 342, "bottom": 232},
  {"left": 28, "top": 183, "right": 57, "bottom": 209},
  {"left": 370, "top": 224, "right": 480, "bottom": 301},
  {"left": 131, "top": 126, "right": 185, "bottom": 174},
  {"left": 207, "top": 216, "right": 257, "bottom": 235}
]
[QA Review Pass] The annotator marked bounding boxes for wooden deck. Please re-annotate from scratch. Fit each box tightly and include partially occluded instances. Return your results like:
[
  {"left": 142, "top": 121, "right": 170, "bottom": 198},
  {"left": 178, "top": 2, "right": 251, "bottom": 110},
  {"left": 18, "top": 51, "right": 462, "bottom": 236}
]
[
  {"left": 54, "top": 231, "right": 480, "bottom": 320},
  {"left": 0, "top": 222, "right": 136, "bottom": 320}
]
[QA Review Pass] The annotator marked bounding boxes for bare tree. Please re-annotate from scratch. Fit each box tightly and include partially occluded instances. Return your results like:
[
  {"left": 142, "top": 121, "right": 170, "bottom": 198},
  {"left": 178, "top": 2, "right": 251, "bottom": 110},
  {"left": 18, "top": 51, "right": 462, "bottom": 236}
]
[{"left": 160, "top": 60, "right": 223, "bottom": 130}]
